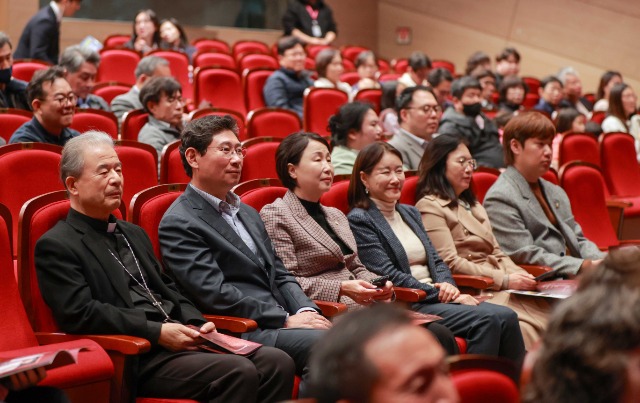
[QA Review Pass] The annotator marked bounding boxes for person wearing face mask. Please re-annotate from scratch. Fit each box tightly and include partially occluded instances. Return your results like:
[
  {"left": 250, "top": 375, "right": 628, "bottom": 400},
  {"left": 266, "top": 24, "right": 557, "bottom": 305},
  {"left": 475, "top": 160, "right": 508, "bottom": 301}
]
[
  {"left": 0, "top": 32, "right": 30, "bottom": 114},
  {"left": 439, "top": 76, "right": 504, "bottom": 168}
]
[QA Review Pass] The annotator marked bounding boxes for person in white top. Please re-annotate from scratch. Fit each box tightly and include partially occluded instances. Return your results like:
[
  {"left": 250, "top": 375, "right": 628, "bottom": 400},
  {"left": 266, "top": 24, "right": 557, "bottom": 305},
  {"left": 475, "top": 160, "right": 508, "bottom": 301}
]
[
  {"left": 313, "top": 48, "right": 352, "bottom": 97},
  {"left": 601, "top": 83, "right": 640, "bottom": 161},
  {"left": 593, "top": 70, "right": 623, "bottom": 113},
  {"left": 398, "top": 51, "right": 432, "bottom": 88}
]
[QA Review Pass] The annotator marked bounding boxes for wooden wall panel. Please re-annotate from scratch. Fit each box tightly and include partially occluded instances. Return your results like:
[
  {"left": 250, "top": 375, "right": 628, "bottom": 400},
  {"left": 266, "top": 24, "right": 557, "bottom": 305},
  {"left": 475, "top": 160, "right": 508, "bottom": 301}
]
[{"left": 327, "top": 0, "right": 378, "bottom": 51}]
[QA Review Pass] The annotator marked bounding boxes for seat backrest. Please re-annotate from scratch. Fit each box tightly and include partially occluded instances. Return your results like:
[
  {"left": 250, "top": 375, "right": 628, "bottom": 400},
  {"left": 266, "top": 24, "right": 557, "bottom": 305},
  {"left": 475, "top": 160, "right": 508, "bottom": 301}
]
[
  {"left": 194, "top": 67, "right": 246, "bottom": 115},
  {"left": 305, "top": 45, "right": 331, "bottom": 59},
  {"left": 0, "top": 108, "right": 32, "bottom": 143},
  {"left": 114, "top": 141, "right": 159, "bottom": 219},
  {"left": 240, "top": 187, "right": 287, "bottom": 212},
  {"left": 559, "top": 162, "right": 618, "bottom": 249},
  {"left": 233, "top": 178, "right": 284, "bottom": 197},
  {"left": 339, "top": 71, "right": 361, "bottom": 86},
  {"left": 189, "top": 107, "right": 247, "bottom": 140},
  {"left": 159, "top": 140, "right": 190, "bottom": 184},
  {"left": 130, "top": 184, "right": 187, "bottom": 260},
  {"left": 393, "top": 58, "right": 409, "bottom": 74},
  {"left": 243, "top": 68, "right": 274, "bottom": 112},
  {"left": 303, "top": 88, "right": 349, "bottom": 136},
  {"left": 149, "top": 50, "right": 193, "bottom": 100},
  {"left": 103, "top": 34, "right": 131, "bottom": 50},
  {"left": 232, "top": 40, "right": 270, "bottom": 60},
  {"left": 240, "top": 140, "right": 281, "bottom": 182},
  {"left": 600, "top": 132, "right": 640, "bottom": 197},
  {"left": 399, "top": 176, "right": 419, "bottom": 205},
  {"left": 451, "top": 370, "right": 519, "bottom": 403},
  {"left": 246, "top": 107, "right": 302, "bottom": 139},
  {"left": 239, "top": 53, "right": 279, "bottom": 72},
  {"left": 192, "top": 38, "right": 231, "bottom": 54},
  {"left": 11, "top": 60, "right": 51, "bottom": 82},
  {"left": 379, "top": 73, "right": 401, "bottom": 82},
  {"left": 70, "top": 109, "right": 119, "bottom": 139},
  {"left": 472, "top": 170, "right": 500, "bottom": 204},
  {"left": 522, "top": 76, "right": 541, "bottom": 94},
  {"left": 91, "top": 81, "right": 132, "bottom": 105},
  {"left": 341, "top": 46, "right": 370, "bottom": 63},
  {"left": 97, "top": 49, "right": 140, "bottom": 85},
  {"left": 590, "top": 111, "right": 606, "bottom": 124},
  {"left": 0, "top": 149, "right": 64, "bottom": 257},
  {"left": 432, "top": 59, "right": 456, "bottom": 74},
  {"left": 541, "top": 168, "right": 559, "bottom": 186},
  {"left": 378, "top": 58, "right": 390, "bottom": 74},
  {"left": 320, "top": 181, "right": 350, "bottom": 215},
  {"left": 522, "top": 93, "right": 540, "bottom": 109},
  {"left": 354, "top": 89, "right": 382, "bottom": 113},
  {"left": 121, "top": 109, "right": 149, "bottom": 141},
  {"left": 0, "top": 203, "right": 38, "bottom": 350},
  {"left": 558, "top": 132, "right": 600, "bottom": 167},
  {"left": 193, "top": 51, "right": 237, "bottom": 71}
]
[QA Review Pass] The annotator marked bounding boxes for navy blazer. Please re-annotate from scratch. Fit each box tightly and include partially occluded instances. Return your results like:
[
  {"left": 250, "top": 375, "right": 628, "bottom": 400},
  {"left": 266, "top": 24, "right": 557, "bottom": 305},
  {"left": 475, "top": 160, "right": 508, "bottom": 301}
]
[
  {"left": 159, "top": 186, "right": 317, "bottom": 345},
  {"left": 13, "top": 5, "right": 60, "bottom": 64},
  {"left": 348, "top": 202, "right": 456, "bottom": 303}
]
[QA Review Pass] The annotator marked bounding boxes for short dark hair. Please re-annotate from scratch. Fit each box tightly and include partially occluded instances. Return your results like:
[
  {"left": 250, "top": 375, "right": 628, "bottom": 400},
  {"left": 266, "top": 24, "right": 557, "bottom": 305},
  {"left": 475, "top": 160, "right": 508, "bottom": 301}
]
[
  {"left": 554, "top": 108, "right": 584, "bottom": 134},
  {"left": 27, "top": 66, "right": 66, "bottom": 104},
  {"left": 328, "top": 101, "right": 374, "bottom": 147},
  {"left": 0, "top": 31, "right": 12, "bottom": 50},
  {"left": 469, "top": 67, "right": 496, "bottom": 82},
  {"left": 395, "top": 85, "right": 435, "bottom": 124},
  {"left": 315, "top": 48, "right": 340, "bottom": 78},
  {"left": 496, "top": 47, "right": 520, "bottom": 63},
  {"left": 180, "top": 115, "right": 239, "bottom": 177},
  {"left": 540, "top": 75, "right": 562, "bottom": 91},
  {"left": 416, "top": 134, "right": 477, "bottom": 207},
  {"left": 348, "top": 142, "right": 403, "bottom": 210},
  {"left": 451, "top": 76, "right": 482, "bottom": 99},
  {"left": 277, "top": 36, "right": 304, "bottom": 55},
  {"left": 139, "top": 76, "right": 182, "bottom": 113},
  {"left": 498, "top": 75, "right": 527, "bottom": 103},
  {"left": 503, "top": 111, "right": 555, "bottom": 165},
  {"left": 354, "top": 51, "right": 377, "bottom": 68},
  {"left": 408, "top": 51, "right": 432, "bottom": 70},
  {"left": 428, "top": 67, "right": 453, "bottom": 87},
  {"left": 465, "top": 51, "right": 491, "bottom": 75},
  {"left": 309, "top": 304, "right": 413, "bottom": 403},
  {"left": 275, "top": 132, "right": 330, "bottom": 190}
]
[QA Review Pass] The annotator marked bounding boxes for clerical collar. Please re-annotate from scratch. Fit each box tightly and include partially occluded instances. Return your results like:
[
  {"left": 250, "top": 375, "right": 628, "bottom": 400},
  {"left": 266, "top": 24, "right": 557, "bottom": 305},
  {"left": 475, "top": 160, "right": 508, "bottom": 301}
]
[{"left": 68, "top": 208, "right": 118, "bottom": 233}]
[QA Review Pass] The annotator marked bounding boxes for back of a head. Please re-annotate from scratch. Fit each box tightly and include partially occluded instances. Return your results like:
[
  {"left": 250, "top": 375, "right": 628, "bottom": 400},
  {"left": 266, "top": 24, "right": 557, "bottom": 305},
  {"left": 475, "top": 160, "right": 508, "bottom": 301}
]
[{"left": 408, "top": 51, "right": 432, "bottom": 71}]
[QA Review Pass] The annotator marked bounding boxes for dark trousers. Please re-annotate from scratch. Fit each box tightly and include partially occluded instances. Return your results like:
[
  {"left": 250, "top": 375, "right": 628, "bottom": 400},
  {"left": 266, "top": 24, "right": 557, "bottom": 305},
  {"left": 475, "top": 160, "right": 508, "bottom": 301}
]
[
  {"left": 5, "top": 386, "right": 69, "bottom": 403},
  {"left": 415, "top": 301, "right": 525, "bottom": 364},
  {"left": 425, "top": 321, "right": 459, "bottom": 355},
  {"left": 137, "top": 346, "right": 295, "bottom": 403}
]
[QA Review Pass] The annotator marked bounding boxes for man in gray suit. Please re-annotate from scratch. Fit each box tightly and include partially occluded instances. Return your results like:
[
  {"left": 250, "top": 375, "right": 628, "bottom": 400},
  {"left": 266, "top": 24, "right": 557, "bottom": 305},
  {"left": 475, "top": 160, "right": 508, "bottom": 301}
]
[
  {"left": 158, "top": 115, "right": 330, "bottom": 395},
  {"left": 484, "top": 112, "right": 604, "bottom": 276},
  {"left": 388, "top": 86, "right": 441, "bottom": 170},
  {"left": 110, "top": 55, "right": 171, "bottom": 124}
]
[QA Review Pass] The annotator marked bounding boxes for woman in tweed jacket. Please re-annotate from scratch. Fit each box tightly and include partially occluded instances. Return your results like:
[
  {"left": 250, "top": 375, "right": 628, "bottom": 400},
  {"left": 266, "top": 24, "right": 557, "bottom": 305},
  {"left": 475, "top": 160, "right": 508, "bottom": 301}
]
[{"left": 347, "top": 141, "right": 525, "bottom": 362}]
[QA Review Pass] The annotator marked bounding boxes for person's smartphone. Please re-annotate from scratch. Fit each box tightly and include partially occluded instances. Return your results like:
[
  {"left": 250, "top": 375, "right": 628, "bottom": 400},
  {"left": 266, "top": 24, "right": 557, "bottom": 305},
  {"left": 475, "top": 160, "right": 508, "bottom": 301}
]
[
  {"left": 370, "top": 275, "right": 389, "bottom": 287},
  {"left": 534, "top": 269, "right": 564, "bottom": 282}
]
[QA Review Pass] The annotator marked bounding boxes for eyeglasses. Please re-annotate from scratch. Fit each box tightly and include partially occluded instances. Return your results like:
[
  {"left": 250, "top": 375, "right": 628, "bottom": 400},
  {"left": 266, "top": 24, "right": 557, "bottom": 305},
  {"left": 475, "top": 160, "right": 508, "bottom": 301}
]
[
  {"left": 406, "top": 105, "right": 442, "bottom": 115},
  {"left": 208, "top": 145, "right": 247, "bottom": 159},
  {"left": 455, "top": 158, "right": 477, "bottom": 170},
  {"left": 49, "top": 93, "right": 78, "bottom": 106}
]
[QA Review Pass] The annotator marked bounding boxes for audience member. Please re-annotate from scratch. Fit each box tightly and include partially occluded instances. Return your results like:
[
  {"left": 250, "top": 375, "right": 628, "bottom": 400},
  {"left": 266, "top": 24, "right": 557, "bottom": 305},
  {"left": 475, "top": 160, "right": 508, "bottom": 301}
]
[
  {"left": 465, "top": 51, "right": 491, "bottom": 76},
  {"left": 415, "top": 134, "right": 550, "bottom": 349},
  {"left": 158, "top": 116, "right": 330, "bottom": 396},
  {"left": 110, "top": 55, "right": 171, "bottom": 124},
  {"left": 34, "top": 131, "right": 295, "bottom": 402},
  {"left": 10, "top": 67, "right": 80, "bottom": 145},
  {"left": 524, "top": 247, "right": 640, "bottom": 403},
  {"left": 58, "top": 45, "right": 109, "bottom": 111},
  {"left": 555, "top": 108, "right": 586, "bottom": 134},
  {"left": 263, "top": 36, "right": 313, "bottom": 118},
  {"left": 439, "top": 76, "right": 504, "bottom": 168},
  {"left": 593, "top": 70, "right": 623, "bottom": 113},
  {"left": 124, "top": 9, "right": 161, "bottom": 55},
  {"left": 494, "top": 47, "right": 520, "bottom": 86},
  {"left": 470, "top": 67, "right": 497, "bottom": 111},
  {"left": 1, "top": 368, "right": 69, "bottom": 403},
  {"left": 378, "top": 80, "right": 404, "bottom": 137},
  {"left": 0, "top": 32, "right": 29, "bottom": 112},
  {"left": 601, "top": 83, "right": 640, "bottom": 160},
  {"left": 352, "top": 51, "right": 380, "bottom": 92},
  {"left": 13, "top": 0, "right": 81, "bottom": 64},
  {"left": 484, "top": 112, "right": 605, "bottom": 276},
  {"left": 328, "top": 102, "right": 382, "bottom": 175},
  {"left": 347, "top": 141, "right": 525, "bottom": 361},
  {"left": 497, "top": 75, "right": 526, "bottom": 113},
  {"left": 138, "top": 76, "right": 184, "bottom": 159},
  {"left": 557, "top": 67, "right": 593, "bottom": 116},
  {"left": 428, "top": 67, "right": 453, "bottom": 109},
  {"left": 261, "top": 133, "right": 457, "bottom": 353},
  {"left": 159, "top": 18, "right": 196, "bottom": 63},
  {"left": 313, "top": 48, "right": 351, "bottom": 96},
  {"left": 388, "top": 86, "right": 441, "bottom": 170},
  {"left": 398, "top": 51, "right": 432, "bottom": 88},
  {"left": 309, "top": 303, "right": 460, "bottom": 403},
  {"left": 534, "top": 75, "right": 563, "bottom": 116},
  {"left": 283, "top": 0, "right": 337, "bottom": 46}
]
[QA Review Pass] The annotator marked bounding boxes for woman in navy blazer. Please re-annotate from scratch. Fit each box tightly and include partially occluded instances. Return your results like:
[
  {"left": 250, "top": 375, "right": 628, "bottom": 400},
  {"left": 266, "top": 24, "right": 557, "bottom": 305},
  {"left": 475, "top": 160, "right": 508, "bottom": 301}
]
[{"left": 347, "top": 141, "right": 525, "bottom": 362}]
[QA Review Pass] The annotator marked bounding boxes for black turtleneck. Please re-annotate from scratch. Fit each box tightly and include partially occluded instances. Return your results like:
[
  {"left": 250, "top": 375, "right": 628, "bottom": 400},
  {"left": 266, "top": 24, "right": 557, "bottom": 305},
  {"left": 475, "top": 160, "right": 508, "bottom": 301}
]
[{"left": 298, "top": 197, "right": 352, "bottom": 256}]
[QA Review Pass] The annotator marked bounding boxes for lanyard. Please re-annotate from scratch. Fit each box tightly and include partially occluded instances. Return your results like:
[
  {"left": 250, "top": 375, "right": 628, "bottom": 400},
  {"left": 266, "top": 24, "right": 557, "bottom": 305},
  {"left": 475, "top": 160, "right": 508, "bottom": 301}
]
[{"left": 306, "top": 5, "right": 319, "bottom": 20}]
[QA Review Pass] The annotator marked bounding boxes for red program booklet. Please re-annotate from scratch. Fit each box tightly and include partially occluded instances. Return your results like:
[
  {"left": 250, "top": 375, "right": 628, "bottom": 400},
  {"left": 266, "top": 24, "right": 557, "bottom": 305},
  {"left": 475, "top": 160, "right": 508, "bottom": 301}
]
[
  {"left": 0, "top": 347, "right": 86, "bottom": 379},
  {"left": 187, "top": 325, "right": 262, "bottom": 356}
]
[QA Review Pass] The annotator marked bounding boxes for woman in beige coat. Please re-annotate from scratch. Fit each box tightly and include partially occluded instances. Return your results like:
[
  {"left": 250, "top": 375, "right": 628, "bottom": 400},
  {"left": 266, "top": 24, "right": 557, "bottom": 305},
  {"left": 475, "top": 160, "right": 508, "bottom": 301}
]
[{"left": 414, "top": 134, "right": 550, "bottom": 349}]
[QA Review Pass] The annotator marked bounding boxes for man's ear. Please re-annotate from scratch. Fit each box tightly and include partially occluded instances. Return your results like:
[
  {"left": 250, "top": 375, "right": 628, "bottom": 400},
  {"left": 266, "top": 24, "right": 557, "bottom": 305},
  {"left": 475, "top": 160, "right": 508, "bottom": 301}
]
[
  {"left": 65, "top": 176, "right": 78, "bottom": 196},
  {"left": 31, "top": 98, "right": 42, "bottom": 114},
  {"left": 147, "top": 101, "right": 159, "bottom": 117},
  {"left": 184, "top": 147, "right": 198, "bottom": 170}
]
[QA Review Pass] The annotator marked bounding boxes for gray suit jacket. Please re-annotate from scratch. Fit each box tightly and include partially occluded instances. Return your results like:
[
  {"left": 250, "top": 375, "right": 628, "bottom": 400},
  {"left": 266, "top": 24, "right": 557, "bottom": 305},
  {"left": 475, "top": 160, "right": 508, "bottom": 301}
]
[
  {"left": 387, "top": 128, "right": 425, "bottom": 170},
  {"left": 111, "top": 87, "right": 142, "bottom": 124},
  {"left": 347, "top": 203, "right": 455, "bottom": 303},
  {"left": 484, "top": 166, "right": 604, "bottom": 275},
  {"left": 159, "top": 186, "right": 318, "bottom": 345}
]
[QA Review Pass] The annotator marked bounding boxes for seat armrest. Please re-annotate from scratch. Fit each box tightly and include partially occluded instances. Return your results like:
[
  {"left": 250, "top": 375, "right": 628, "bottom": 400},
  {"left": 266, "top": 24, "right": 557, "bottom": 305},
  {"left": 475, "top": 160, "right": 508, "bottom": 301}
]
[
  {"left": 203, "top": 315, "right": 258, "bottom": 333},
  {"left": 452, "top": 274, "right": 494, "bottom": 289},
  {"left": 519, "top": 264, "right": 553, "bottom": 277},
  {"left": 606, "top": 199, "right": 631, "bottom": 239},
  {"left": 34, "top": 332, "right": 150, "bottom": 355},
  {"left": 394, "top": 287, "right": 427, "bottom": 302},
  {"left": 314, "top": 300, "right": 347, "bottom": 317}
]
